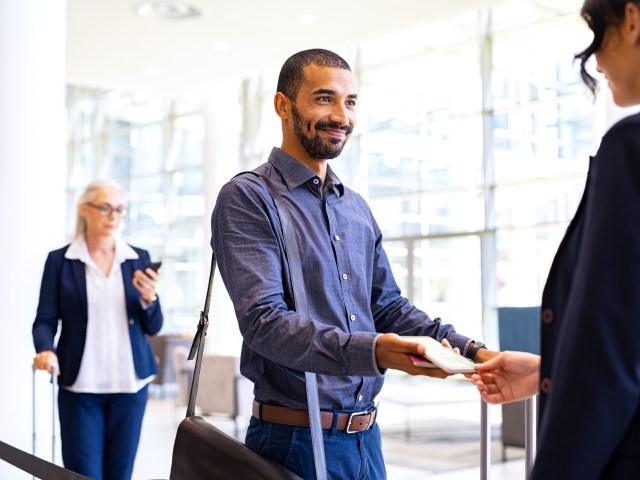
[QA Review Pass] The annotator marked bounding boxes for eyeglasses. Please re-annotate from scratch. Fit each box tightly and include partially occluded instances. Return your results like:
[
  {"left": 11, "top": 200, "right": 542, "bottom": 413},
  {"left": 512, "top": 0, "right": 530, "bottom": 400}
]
[{"left": 86, "top": 202, "right": 127, "bottom": 217}]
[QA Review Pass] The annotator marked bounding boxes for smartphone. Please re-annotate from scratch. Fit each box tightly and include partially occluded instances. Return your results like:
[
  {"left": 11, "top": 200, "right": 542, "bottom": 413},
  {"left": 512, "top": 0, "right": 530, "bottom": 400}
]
[
  {"left": 403, "top": 336, "right": 476, "bottom": 374},
  {"left": 143, "top": 261, "right": 162, "bottom": 277}
]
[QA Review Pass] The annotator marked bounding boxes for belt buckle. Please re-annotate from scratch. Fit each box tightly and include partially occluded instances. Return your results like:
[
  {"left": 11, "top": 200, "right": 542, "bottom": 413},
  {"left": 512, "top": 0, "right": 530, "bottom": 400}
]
[{"left": 346, "top": 407, "right": 376, "bottom": 434}]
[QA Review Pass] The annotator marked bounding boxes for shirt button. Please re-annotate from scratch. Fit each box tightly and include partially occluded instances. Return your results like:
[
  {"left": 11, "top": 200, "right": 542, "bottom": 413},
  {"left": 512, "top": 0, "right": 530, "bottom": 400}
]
[
  {"left": 541, "top": 308, "right": 555, "bottom": 325},
  {"left": 350, "top": 314, "right": 356, "bottom": 321},
  {"left": 540, "top": 377, "right": 552, "bottom": 394},
  {"left": 129, "top": 319, "right": 134, "bottom": 325},
  {"left": 358, "top": 395, "right": 363, "bottom": 401},
  {"left": 313, "top": 178, "right": 320, "bottom": 185},
  {"left": 334, "top": 235, "right": 340, "bottom": 241},
  {"left": 342, "top": 273, "right": 348, "bottom": 280}
]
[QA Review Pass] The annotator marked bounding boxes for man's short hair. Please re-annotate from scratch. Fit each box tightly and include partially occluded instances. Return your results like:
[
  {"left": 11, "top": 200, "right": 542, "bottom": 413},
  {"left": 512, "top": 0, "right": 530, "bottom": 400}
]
[{"left": 277, "top": 48, "right": 352, "bottom": 100}]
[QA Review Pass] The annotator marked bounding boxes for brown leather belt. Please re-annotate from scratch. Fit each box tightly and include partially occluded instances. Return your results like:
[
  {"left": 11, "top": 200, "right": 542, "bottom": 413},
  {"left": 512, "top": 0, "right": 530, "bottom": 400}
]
[{"left": 252, "top": 400, "right": 377, "bottom": 434}]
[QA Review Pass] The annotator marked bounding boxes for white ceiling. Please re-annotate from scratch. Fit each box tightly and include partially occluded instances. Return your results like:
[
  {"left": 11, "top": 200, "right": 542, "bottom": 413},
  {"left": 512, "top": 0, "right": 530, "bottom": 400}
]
[{"left": 67, "top": 0, "right": 497, "bottom": 94}]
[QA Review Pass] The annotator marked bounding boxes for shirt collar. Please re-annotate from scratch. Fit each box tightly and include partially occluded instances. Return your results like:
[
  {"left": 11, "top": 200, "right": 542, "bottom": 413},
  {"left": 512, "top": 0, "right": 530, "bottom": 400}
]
[
  {"left": 65, "top": 235, "right": 139, "bottom": 264},
  {"left": 267, "top": 147, "right": 344, "bottom": 197}
]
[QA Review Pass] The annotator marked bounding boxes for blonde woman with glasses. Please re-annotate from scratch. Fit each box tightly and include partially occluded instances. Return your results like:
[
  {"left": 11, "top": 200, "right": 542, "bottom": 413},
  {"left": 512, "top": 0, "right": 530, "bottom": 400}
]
[{"left": 32, "top": 178, "right": 163, "bottom": 480}]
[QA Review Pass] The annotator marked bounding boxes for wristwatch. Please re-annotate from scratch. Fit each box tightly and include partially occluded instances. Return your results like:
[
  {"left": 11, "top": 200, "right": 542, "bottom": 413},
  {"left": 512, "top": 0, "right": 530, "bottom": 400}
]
[{"left": 466, "top": 340, "right": 487, "bottom": 361}]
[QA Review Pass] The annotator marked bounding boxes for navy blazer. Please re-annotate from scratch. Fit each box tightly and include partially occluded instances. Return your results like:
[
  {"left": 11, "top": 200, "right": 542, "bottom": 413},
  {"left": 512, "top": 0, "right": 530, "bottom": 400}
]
[
  {"left": 32, "top": 244, "right": 164, "bottom": 388},
  {"left": 533, "top": 112, "right": 640, "bottom": 479}
]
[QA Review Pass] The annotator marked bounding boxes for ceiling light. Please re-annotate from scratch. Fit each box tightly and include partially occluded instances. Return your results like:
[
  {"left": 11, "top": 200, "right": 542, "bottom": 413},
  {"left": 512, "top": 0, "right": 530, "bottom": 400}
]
[
  {"left": 299, "top": 14, "right": 316, "bottom": 25},
  {"left": 134, "top": 1, "right": 202, "bottom": 20}
]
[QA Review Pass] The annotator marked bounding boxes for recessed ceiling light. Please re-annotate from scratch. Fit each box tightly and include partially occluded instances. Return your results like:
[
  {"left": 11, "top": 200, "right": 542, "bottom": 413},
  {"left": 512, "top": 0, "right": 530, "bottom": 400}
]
[
  {"left": 134, "top": 1, "right": 202, "bottom": 20},
  {"left": 299, "top": 14, "right": 316, "bottom": 25}
]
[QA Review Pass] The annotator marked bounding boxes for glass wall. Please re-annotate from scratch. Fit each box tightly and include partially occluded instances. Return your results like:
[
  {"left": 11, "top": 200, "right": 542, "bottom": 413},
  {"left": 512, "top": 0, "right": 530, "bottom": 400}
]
[
  {"left": 66, "top": 0, "right": 604, "bottom": 343},
  {"left": 67, "top": 90, "right": 207, "bottom": 332},
  {"left": 353, "top": 0, "right": 597, "bottom": 342}
]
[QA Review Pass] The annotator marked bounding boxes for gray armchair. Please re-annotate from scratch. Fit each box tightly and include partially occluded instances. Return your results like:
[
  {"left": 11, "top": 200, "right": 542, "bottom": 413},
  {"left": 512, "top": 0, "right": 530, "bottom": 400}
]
[
  {"left": 171, "top": 348, "right": 253, "bottom": 438},
  {"left": 172, "top": 345, "right": 193, "bottom": 408}
]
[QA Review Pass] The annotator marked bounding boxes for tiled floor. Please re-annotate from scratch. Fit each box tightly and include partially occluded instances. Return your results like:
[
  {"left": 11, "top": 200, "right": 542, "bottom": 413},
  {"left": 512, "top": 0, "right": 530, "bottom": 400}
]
[{"left": 133, "top": 376, "right": 528, "bottom": 480}]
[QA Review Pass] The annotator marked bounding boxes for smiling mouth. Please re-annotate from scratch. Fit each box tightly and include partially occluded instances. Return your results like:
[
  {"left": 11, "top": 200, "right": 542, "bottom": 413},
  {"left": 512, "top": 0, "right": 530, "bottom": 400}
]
[
  {"left": 320, "top": 127, "right": 351, "bottom": 139},
  {"left": 322, "top": 129, "right": 345, "bottom": 138}
]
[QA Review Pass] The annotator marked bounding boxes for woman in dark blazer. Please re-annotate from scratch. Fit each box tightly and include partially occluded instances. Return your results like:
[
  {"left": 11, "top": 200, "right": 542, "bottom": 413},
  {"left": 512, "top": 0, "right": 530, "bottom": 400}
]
[
  {"left": 32, "top": 178, "right": 163, "bottom": 480},
  {"left": 470, "top": 1, "right": 640, "bottom": 478}
]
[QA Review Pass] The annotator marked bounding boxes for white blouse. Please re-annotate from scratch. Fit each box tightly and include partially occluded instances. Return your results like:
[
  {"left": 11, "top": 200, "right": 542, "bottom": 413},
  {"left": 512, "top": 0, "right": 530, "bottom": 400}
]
[{"left": 64, "top": 236, "right": 154, "bottom": 393}]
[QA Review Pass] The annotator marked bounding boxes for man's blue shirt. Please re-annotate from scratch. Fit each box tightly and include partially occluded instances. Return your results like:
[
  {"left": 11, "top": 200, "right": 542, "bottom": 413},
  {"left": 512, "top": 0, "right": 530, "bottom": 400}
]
[{"left": 211, "top": 147, "right": 473, "bottom": 411}]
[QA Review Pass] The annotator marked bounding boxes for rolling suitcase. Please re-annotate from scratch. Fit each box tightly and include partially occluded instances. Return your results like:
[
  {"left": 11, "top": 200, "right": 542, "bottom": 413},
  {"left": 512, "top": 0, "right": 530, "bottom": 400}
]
[
  {"left": 32, "top": 365, "right": 58, "bottom": 473},
  {"left": 480, "top": 397, "right": 536, "bottom": 479},
  {"left": 0, "top": 365, "right": 89, "bottom": 479}
]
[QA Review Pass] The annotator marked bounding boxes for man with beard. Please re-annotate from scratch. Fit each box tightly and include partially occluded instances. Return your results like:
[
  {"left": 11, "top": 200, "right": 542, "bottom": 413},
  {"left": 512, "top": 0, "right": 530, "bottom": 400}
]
[{"left": 210, "top": 48, "right": 494, "bottom": 479}]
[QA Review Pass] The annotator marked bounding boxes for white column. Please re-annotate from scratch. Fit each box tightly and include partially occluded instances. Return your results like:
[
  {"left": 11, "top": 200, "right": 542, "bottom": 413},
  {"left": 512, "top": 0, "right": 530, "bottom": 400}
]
[
  {"left": 202, "top": 79, "right": 243, "bottom": 355},
  {"left": 0, "top": 0, "right": 67, "bottom": 473}
]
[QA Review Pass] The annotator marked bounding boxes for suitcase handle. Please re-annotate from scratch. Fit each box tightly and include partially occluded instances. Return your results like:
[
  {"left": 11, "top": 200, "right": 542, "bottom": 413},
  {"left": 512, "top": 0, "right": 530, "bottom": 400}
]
[
  {"left": 480, "top": 397, "right": 537, "bottom": 479},
  {"left": 32, "top": 364, "right": 58, "bottom": 471}
]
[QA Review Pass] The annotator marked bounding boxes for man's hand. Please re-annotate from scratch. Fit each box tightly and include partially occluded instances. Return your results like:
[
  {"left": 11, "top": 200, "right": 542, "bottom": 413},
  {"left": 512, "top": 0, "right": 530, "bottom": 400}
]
[
  {"left": 473, "top": 348, "right": 500, "bottom": 363},
  {"left": 375, "top": 333, "right": 453, "bottom": 379}
]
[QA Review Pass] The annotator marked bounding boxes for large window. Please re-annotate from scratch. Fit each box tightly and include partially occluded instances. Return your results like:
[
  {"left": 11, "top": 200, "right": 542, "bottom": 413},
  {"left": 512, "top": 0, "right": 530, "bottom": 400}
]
[
  {"left": 351, "top": 1, "right": 597, "bottom": 343},
  {"left": 66, "top": 0, "right": 604, "bottom": 345},
  {"left": 67, "top": 90, "right": 206, "bottom": 333}
]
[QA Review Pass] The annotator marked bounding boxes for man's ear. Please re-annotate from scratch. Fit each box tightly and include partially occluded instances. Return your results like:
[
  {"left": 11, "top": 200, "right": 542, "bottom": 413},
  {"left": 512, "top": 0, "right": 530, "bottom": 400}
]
[{"left": 274, "top": 92, "right": 291, "bottom": 119}]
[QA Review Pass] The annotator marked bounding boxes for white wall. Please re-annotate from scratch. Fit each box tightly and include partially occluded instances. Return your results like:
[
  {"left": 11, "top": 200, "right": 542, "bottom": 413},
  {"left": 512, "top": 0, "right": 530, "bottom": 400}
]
[{"left": 0, "top": 1, "right": 67, "bottom": 477}]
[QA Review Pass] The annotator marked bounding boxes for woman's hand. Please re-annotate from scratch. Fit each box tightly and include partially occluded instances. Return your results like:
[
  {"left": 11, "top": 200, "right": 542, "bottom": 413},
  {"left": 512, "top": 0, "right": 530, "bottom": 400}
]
[
  {"left": 133, "top": 266, "right": 160, "bottom": 304},
  {"left": 33, "top": 350, "right": 59, "bottom": 374},
  {"left": 468, "top": 351, "right": 541, "bottom": 404}
]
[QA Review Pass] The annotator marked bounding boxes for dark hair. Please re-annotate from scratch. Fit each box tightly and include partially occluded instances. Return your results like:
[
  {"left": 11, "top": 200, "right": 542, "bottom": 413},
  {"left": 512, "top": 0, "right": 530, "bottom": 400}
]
[
  {"left": 276, "top": 49, "right": 351, "bottom": 100},
  {"left": 575, "top": 0, "right": 638, "bottom": 94}
]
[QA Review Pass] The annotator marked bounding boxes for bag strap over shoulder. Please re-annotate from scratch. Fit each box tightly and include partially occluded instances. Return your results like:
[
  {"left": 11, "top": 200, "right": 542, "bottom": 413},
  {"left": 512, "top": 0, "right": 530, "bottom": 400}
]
[
  {"left": 185, "top": 252, "right": 215, "bottom": 417},
  {"left": 184, "top": 170, "right": 327, "bottom": 480},
  {"left": 248, "top": 170, "right": 327, "bottom": 480}
]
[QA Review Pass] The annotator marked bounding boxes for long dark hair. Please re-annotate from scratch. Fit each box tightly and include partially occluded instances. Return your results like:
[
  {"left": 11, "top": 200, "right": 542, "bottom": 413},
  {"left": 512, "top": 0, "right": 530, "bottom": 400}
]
[{"left": 575, "top": 0, "right": 637, "bottom": 94}]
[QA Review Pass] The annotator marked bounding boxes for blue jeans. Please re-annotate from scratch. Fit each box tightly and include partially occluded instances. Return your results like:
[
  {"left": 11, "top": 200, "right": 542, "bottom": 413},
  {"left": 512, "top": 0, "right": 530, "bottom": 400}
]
[
  {"left": 58, "top": 385, "right": 148, "bottom": 480},
  {"left": 245, "top": 414, "right": 386, "bottom": 479}
]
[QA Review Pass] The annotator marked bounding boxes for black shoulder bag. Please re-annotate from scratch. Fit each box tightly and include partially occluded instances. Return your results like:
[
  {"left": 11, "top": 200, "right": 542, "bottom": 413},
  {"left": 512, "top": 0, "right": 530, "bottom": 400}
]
[{"left": 169, "top": 172, "right": 327, "bottom": 480}]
